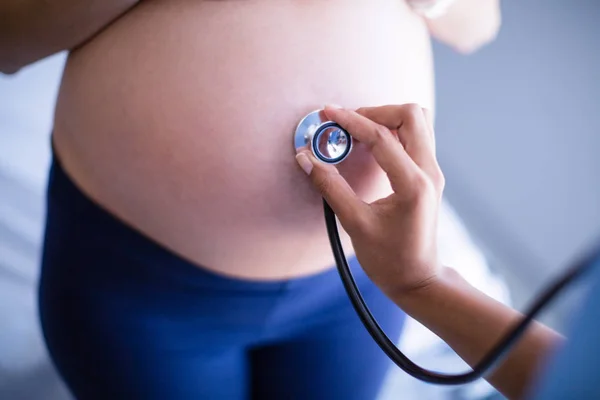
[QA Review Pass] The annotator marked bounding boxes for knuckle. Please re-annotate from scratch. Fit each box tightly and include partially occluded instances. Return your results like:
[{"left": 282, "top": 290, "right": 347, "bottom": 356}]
[
  {"left": 403, "top": 103, "right": 423, "bottom": 119},
  {"left": 406, "top": 173, "right": 437, "bottom": 205},
  {"left": 412, "top": 173, "right": 431, "bottom": 194},
  {"left": 433, "top": 169, "right": 446, "bottom": 193},
  {"left": 371, "top": 125, "right": 390, "bottom": 144},
  {"left": 421, "top": 107, "right": 433, "bottom": 120}
]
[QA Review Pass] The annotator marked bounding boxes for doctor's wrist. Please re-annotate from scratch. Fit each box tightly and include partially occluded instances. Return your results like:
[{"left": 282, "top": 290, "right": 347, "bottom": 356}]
[{"left": 390, "top": 266, "right": 464, "bottom": 306}]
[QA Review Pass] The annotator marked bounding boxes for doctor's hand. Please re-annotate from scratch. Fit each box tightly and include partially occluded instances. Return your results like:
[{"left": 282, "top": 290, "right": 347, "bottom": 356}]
[
  {"left": 298, "top": 105, "right": 565, "bottom": 400},
  {"left": 295, "top": 104, "right": 444, "bottom": 301}
]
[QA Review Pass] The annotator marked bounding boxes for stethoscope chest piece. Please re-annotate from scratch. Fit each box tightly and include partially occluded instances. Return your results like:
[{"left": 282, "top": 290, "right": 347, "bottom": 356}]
[{"left": 294, "top": 109, "right": 352, "bottom": 164}]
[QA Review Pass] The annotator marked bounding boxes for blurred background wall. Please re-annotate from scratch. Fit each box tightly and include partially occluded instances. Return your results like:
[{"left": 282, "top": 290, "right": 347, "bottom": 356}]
[
  {"left": 1, "top": 0, "right": 599, "bottom": 399},
  {"left": 434, "top": 0, "right": 600, "bottom": 325}
]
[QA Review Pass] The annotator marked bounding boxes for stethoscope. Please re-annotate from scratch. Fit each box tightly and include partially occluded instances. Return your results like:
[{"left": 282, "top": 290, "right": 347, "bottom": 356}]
[{"left": 294, "top": 109, "right": 598, "bottom": 385}]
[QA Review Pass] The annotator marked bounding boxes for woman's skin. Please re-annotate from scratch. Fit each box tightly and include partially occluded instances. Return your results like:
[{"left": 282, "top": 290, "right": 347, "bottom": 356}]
[
  {"left": 0, "top": 0, "right": 501, "bottom": 74},
  {"left": 0, "top": 0, "right": 139, "bottom": 74},
  {"left": 0, "top": 0, "right": 500, "bottom": 282},
  {"left": 296, "top": 104, "right": 563, "bottom": 400},
  {"left": 411, "top": 0, "right": 502, "bottom": 54}
]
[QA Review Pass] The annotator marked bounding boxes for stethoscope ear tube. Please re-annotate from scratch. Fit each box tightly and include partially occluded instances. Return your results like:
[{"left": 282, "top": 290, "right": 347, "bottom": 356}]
[{"left": 323, "top": 199, "right": 596, "bottom": 384}]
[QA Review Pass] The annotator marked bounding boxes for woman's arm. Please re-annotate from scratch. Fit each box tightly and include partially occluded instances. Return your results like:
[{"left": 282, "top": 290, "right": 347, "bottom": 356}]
[
  {"left": 409, "top": 0, "right": 502, "bottom": 54},
  {"left": 296, "top": 104, "right": 560, "bottom": 400},
  {"left": 0, "top": 0, "right": 139, "bottom": 74},
  {"left": 395, "top": 267, "right": 562, "bottom": 400}
]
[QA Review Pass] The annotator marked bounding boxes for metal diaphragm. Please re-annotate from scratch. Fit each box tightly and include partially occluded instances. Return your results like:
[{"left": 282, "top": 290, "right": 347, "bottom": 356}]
[{"left": 294, "top": 109, "right": 352, "bottom": 165}]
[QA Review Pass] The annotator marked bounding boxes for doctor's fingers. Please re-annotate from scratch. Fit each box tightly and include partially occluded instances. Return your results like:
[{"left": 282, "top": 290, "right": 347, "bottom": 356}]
[
  {"left": 322, "top": 106, "right": 421, "bottom": 193},
  {"left": 355, "top": 104, "right": 444, "bottom": 195},
  {"left": 295, "top": 151, "right": 371, "bottom": 234},
  {"left": 355, "top": 105, "right": 437, "bottom": 169}
]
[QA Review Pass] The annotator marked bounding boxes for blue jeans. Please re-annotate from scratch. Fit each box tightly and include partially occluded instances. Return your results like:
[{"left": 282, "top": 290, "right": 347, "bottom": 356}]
[{"left": 39, "top": 156, "right": 406, "bottom": 400}]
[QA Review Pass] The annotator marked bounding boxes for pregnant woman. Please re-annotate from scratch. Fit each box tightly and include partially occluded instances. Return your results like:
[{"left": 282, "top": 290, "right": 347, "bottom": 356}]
[{"left": 1, "top": 1, "right": 500, "bottom": 398}]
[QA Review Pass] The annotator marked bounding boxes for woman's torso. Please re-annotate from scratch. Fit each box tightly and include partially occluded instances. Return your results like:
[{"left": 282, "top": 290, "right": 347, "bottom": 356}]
[{"left": 52, "top": 0, "right": 434, "bottom": 280}]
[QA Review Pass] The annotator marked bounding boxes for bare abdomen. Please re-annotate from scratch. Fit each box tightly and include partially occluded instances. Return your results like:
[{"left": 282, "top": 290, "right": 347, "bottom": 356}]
[{"left": 52, "top": 0, "right": 434, "bottom": 279}]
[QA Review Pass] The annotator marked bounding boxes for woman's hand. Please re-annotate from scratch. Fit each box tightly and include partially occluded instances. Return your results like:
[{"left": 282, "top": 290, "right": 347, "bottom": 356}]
[
  {"left": 295, "top": 104, "right": 445, "bottom": 301},
  {"left": 0, "top": 0, "right": 139, "bottom": 74},
  {"left": 408, "top": 0, "right": 502, "bottom": 54}
]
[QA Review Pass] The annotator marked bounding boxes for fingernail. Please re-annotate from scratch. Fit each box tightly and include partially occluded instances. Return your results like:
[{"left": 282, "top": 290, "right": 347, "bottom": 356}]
[
  {"left": 325, "top": 104, "right": 343, "bottom": 110},
  {"left": 295, "top": 153, "right": 313, "bottom": 175}
]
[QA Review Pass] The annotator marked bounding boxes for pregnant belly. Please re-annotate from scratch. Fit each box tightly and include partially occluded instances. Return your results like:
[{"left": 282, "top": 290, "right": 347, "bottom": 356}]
[{"left": 52, "top": 0, "right": 434, "bottom": 279}]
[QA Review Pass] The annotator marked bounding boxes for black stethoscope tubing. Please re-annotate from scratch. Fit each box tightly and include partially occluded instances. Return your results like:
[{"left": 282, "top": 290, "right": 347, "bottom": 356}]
[{"left": 324, "top": 199, "right": 596, "bottom": 385}]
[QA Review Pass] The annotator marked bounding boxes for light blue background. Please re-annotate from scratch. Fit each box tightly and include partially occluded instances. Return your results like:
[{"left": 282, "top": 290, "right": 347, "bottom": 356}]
[{"left": 1, "top": 0, "right": 599, "bottom": 399}]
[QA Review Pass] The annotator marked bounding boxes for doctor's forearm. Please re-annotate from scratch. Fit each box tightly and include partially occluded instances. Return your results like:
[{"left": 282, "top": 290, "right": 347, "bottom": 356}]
[{"left": 393, "top": 267, "right": 563, "bottom": 400}]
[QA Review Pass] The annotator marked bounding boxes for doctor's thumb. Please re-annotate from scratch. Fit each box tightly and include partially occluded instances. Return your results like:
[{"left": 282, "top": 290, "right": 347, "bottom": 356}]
[{"left": 296, "top": 151, "right": 366, "bottom": 230}]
